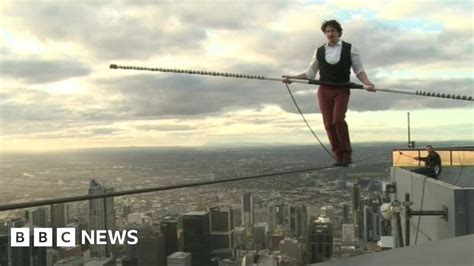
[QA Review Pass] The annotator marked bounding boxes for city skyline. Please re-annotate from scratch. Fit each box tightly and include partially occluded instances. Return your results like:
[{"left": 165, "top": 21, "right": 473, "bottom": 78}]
[{"left": 1, "top": 1, "right": 473, "bottom": 152}]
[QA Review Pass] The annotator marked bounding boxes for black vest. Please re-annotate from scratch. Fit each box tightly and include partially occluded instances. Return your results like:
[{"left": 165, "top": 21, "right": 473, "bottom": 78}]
[{"left": 316, "top": 41, "right": 352, "bottom": 83}]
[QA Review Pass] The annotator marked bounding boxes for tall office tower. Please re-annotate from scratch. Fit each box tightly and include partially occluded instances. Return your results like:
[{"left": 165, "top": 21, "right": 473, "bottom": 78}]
[
  {"left": 46, "top": 248, "right": 60, "bottom": 266},
  {"left": 308, "top": 220, "right": 333, "bottom": 263},
  {"left": 241, "top": 194, "right": 254, "bottom": 228},
  {"left": 51, "top": 203, "right": 68, "bottom": 246},
  {"left": 50, "top": 203, "right": 68, "bottom": 228},
  {"left": 167, "top": 252, "right": 192, "bottom": 266},
  {"left": 288, "top": 205, "right": 297, "bottom": 238},
  {"left": 351, "top": 182, "right": 360, "bottom": 223},
  {"left": 88, "top": 179, "right": 116, "bottom": 258},
  {"left": 279, "top": 238, "right": 302, "bottom": 264},
  {"left": 161, "top": 219, "right": 178, "bottom": 258},
  {"left": 26, "top": 207, "right": 48, "bottom": 227},
  {"left": 209, "top": 206, "right": 234, "bottom": 251},
  {"left": 7, "top": 225, "right": 46, "bottom": 266},
  {"left": 268, "top": 203, "right": 286, "bottom": 232},
  {"left": 363, "top": 204, "right": 374, "bottom": 242},
  {"left": 342, "top": 204, "right": 350, "bottom": 224},
  {"left": 352, "top": 181, "right": 362, "bottom": 239},
  {"left": 288, "top": 205, "right": 308, "bottom": 239},
  {"left": 0, "top": 233, "right": 8, "bottom": 266},
  {"left": 271, "top": 232, "right": 285, "bottom": 251},
  {"left": 254, "top": 223, "right": 267, "bottom": 250},
  {"left": 233, "top": 226, "right": 246, "bottom": 249},
  {"left": 137, "top": 226, "right": 166, "bottom": 266},
  {"left": 183, "top": 211, "right": 210, "bottom": 266},
  {"left": 341, "top": 223, "right": 357, "bottom": 245},
  {"left": 363, "top": 198, "right": 381, "bottom": 242}
]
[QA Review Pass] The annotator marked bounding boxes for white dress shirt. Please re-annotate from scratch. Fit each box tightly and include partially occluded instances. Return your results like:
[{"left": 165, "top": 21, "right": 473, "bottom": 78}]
[{"left": 304, "top": 39, "right": 365, "bottom": 79}]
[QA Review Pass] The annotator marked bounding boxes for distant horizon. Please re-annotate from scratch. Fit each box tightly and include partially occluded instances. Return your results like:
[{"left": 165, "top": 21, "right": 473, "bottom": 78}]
[{"left": 2, "top": 140, "right": 473, "bottom": 155}]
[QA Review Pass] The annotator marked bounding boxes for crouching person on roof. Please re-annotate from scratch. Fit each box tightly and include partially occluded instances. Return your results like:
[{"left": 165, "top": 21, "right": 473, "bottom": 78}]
[{"left": 412, "top": 145, "right": 442, "bottom": 179}]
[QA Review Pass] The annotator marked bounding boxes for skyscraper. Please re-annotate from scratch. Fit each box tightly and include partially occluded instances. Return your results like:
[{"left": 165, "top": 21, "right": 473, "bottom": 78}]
[
  {"left": 182, "top": 211, "right": 210, "bottom": 266},
  {"left": 209, "top": 206, "right": 234, "bottom": 251},
  {"left": 0, "top": 233, "right": 8, "bottom": 266},
  {"left": 137, "top": 226, "right": 166, "bottom": 266},
  {"left": 268, "top": 203, "right": 286, "bottom": 231},
  {"left": 352, "top": 181, "right": 364, "bottom": 239},
  {"left": 342, "top": 223, "right": 356, "bottom": 245},
  {"left": 233, "top": 226, "right": 246, "bottom": 250},
  {"left": 254, "top": 223, "right": 267, "bottom": 250},
  {"left": 88, "top": 179, "right": 116, "bottom": 258},
  {"left": 167, "top": 252, "right": 192, "bottom": 266},
  {"left": 288, "top": 205, "right": 308, "bottom": 239},
  {"left": 6, "top": 223, "right": 47, "bottom": 266},
  {"left": 50, "top": 203, "right": 68, "bottom": 229},
  {"left": 308, "top": 220, "right": 333, "bottom": 263},
  {"left": 241, "top": 194, "right": 254, "bottom": 228},
  {"left": 279, "top": 237, "right": 302, "bottom": 264},
  {"left": 161, "top": 219, "right": 178, "bottom": 258},
  {"left": 342, "top": 204, "right": 350, "bottom": 224},
  {"left": 26, "top": 207, "right": 48, "bottom": 227},
  {"left": 363, "top": 198, "right": 381, "bottom": 242}
]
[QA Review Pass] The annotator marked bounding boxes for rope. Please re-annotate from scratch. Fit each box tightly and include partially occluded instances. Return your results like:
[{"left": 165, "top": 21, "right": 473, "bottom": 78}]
[{"left": 284, "top": 83, "right": 335, "bottom": 160}]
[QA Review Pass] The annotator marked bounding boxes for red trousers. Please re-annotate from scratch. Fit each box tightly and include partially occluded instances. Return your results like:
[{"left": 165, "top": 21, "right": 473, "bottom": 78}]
[{"left": 317, "top": 85, "right": 352, "bottom": 161}]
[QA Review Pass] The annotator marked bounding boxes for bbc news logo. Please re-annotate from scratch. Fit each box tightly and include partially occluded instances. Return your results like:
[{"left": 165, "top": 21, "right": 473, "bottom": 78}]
[{"left": 10, "top": 228, "right": 138, "bottom": 247}]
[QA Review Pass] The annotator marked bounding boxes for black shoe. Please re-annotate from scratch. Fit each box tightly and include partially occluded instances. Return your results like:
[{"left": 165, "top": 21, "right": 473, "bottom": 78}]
[
  {"left": 341, "top": 159, "right": 353, "bottom": 167},
  {"left": 333, "top": 161, "right": 343, "bottom": 167}
]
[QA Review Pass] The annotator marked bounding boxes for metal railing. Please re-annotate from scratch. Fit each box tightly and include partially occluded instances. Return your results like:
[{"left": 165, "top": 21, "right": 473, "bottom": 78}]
[{"left": 392, "top": 147, "right": 474, "bottom": 167}]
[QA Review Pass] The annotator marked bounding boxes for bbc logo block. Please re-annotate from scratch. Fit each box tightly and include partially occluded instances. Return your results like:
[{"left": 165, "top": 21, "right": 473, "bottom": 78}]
[
  {"left": 10, "top": 228, "right": 30, "bottom": 247},
  {"left": 57, "top": 228, "right": 76, "bottom": 247},
  {"left": 33, "top": 228, "right": 53, "bottom": 247},
  {"left": 11, "top": 228, "right": 75, "bottom": 247}
]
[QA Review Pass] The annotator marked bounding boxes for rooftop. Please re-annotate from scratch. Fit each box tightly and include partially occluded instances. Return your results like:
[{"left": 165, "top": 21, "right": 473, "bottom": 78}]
[{"left": 315, "top": 234, "right": 474, "bottom": 266}]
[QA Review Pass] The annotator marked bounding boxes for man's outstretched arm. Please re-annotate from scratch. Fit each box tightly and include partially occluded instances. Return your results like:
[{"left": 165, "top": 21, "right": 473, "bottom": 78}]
[{"left": 357, "top": 71, "right": 375, "bottom": 92}]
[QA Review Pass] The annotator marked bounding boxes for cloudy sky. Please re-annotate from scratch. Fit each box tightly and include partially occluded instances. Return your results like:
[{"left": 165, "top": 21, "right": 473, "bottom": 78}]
[{"left": 1, "top": 0, "right": 473, "bottom": 152}]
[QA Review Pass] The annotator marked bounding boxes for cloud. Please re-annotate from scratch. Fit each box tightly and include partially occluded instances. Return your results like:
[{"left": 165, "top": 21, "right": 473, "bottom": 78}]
[
  {"left": 136, "top": 124, "right": 196, "bottom": 131},
  {"left": 0, "top": 1, "right": 472, "bottom": 150},
  {"left": 0, "top": 59, "right": 90, "bottom": 83}
]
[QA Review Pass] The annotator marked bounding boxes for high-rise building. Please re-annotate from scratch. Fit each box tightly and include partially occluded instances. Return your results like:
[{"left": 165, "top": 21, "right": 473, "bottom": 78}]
[
  {"left": 137, "top": 226, "right": 166, "bottom": 266},
  {"left": 88, "top": 179, "right": 116, "bottom": 258},
  {"left": 254, "top": 223, "right": 267, "bottom": 250},
  {"left": 289, "top": 205, "right": 297, "bottom": 237},
  {"left": 279, "top": 238, "right": 302, "bottom": 264},
  {"left": 241, "top": 194, "right": 254, "bottom": 228},
  {"left": 233, "top": 226, "right": 246, "bottom": 249},
  {"left": 308, "top": 220, "right": 333, "bottom": 263},
  {"left": 51, "top": 203, "right": 68, "bottom": 247},
  {"left": 209, "top": 206, "right": 234, "bottom": 251},
  {"left": 363, "top": 198, "right": 381, "bottom": 242},
  {"left": 342, "top": 204, "right": 350, "bottom": 224},
  {"left": 182, "top": 211, "right": 210, "bottom": 266},
  {"left": 26, "top": 207, "right": 48, "bottom": 227},
  {"left": 0, "top": 233, "right": 8, "bottom": 266},
  {"left": 50, "top": 203, "right": 68, "bottom": 228},
  {"left": 289, "top": 205, "right": 307, "bottom": 238},
  {"left": 341, "top": 223, "right": 357, "bottom": 245},
  {"left": 271, "top": 232, "right": 284, "bottom": 251},
  {"left": 352, "top": 181, "right": 364, "bottom": 239},
  {"left": 6, "top": 226, "right": 47, "bottom": 266},
  {"left": 167, "top": 252, "right": 192, "bottom": 266},
  {"left": 161, "top": 219, "right": 178, "bottom": 258},
  {"left": 268, "top": 203, "right": 286, "bottom": 232},
  {"left": 46, "top": 248, "right": 60, "bottom": 266}
]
